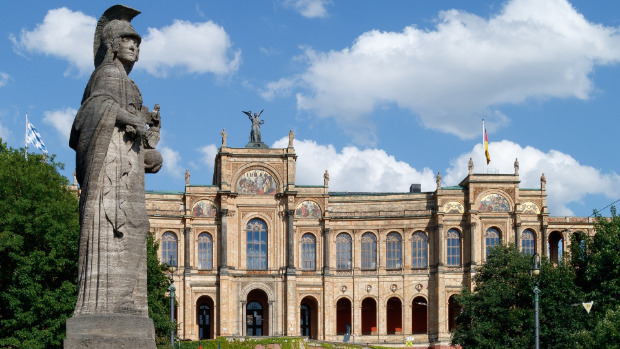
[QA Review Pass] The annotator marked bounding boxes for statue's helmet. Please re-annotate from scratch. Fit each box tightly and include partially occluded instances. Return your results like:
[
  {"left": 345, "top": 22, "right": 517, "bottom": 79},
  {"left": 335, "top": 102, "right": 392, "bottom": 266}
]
[{"left": 93, "top": 5, "right": 141, "bottom": 68}]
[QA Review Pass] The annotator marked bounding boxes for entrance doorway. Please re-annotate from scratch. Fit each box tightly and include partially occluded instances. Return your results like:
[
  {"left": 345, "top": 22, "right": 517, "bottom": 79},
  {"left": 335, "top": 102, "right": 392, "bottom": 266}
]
[
  {"left": 197, "top": 296, "right": 214, "bottom": 339},
  {"left": 246, "top": 289, "right": 269, "bottom": 336},
  {"left": 300, "top": 296, "right": 319, "bottom": 339}
]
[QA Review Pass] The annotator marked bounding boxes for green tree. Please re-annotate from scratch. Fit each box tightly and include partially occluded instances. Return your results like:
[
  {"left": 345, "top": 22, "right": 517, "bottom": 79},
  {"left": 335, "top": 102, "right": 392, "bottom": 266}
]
[
  {"left": 0, "top": 143, "right": 80, "bottom": 349},
  {"left": 452, "top": 244, "right": 585, "bottom": 348},
  {"left": 571, "top": 207, "right": 620, "bottom": 347},
  {"left": 147, "top": 234, "right": 176, "bottom": 346}
]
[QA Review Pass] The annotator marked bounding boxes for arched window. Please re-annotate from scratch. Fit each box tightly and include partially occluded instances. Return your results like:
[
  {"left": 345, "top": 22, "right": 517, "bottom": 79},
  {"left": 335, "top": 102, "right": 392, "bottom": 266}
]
[
  {"left": 336, "top": 233, "right": 352, "bottom": 270},
  {"left": 247, "top": 219, "right": 268, "bottom": 270},
  {"left": 361, "top": 233, "right": 377, "bottom": 270},
  {"left": 485, "top": 228, "right": 500, "bottom": 258},
  {"left": 446, "top": 229, "right": 461, "bottom": 266},
  {"left": 161, "top": 232, "right": 178, "bottom": 266},
  {"left": 301, "top": 233, "right": 316, "bottom": 270},
  {"left": 412, "top": 232, "right": 428, "bottom": 269},
  {"left": 386, "top": 232, "right": 402, "bottom": 269},
  {"left": 198, "top": 233, "right": 213, "bottom": 270},
  {"left": 448, "top": 295, "right": 461, "bottom": 331},
  {"left": 521, "top": 229, "right": 535, "bottom": 255}
]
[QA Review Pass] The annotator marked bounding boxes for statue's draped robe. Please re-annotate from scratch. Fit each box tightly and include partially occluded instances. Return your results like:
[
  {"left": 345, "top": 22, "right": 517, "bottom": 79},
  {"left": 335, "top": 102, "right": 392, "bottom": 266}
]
[
  {"left": 250, "top": 116, "right": 262, "bottom": 143},
  {"left": 69, "top": 63, "right": 151, "bottom": 316}
]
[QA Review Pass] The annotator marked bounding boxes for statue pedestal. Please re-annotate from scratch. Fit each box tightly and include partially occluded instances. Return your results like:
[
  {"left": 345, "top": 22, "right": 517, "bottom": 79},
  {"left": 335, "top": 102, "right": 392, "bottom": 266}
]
[{"left": 64, "top": 314, "right": 156, "bottom": 349}]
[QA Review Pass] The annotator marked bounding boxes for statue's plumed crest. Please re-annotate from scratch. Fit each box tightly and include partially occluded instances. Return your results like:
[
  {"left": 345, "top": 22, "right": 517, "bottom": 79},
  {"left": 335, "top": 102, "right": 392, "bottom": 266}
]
[{"left": 93, "top": 5, "right": 141, "bottom": 68}]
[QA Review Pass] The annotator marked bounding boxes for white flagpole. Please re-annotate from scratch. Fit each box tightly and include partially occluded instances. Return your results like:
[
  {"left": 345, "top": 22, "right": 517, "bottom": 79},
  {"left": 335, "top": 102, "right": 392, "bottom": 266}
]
[
  {"left": 25, "top": 113, "right": 28, "bottom": 160},
  {"left": 482, "top": 119, "right": 485, "bottom": 173}
]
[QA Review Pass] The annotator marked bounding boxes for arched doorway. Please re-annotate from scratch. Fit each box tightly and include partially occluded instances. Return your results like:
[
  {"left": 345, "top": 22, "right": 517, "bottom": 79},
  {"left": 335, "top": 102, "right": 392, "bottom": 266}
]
[
  {"left": 548, "top": 231, "right": 564, "bottom": 264},
  {"left": 386, "top": 297, "right": 402, "bottom": 334},
  {"left": 336, "top": 298, "right": 351, "bottom": 335},
  {"left": 300, "top": 296, "right": 319, "bottom": 339},
  {"left": 361, "top": 298, "right": 377, "bottom": 335},
  {"left": 197, "top": 296, "right": 214, "bottom": 339},
  {"left": 448, "top": 295, "right": 460, "bottom": 332},
  {"left": 246, "top": 289, "right": 269, "bottom": 336},
  {"left": 411, "top": 296, "right": 427, "bottom": 334}
]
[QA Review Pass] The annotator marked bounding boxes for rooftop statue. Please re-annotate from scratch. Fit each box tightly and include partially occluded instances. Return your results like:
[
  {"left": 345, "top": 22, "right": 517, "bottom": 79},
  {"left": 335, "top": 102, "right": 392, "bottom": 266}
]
[
  {"left": 243, "top": 109, "right": 264, "bottom": 143},
  {"left": 66, "top": 4, "right": 160, "bottom": 348}
]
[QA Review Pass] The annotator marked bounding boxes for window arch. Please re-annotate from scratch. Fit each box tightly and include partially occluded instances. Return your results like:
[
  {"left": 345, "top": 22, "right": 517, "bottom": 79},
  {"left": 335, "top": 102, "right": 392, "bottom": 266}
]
[
  {"left": 485, "top": 228, "right": 500, "bottom": 258},
  {"left": 446, "top": 229, "right": 461, "bottom": 266},
  {"left": 301, "top": 233, "right": 316, "bottom": 270},
  {"left": 386, "top": 232, "right": 402, "bottom": 269},
  {"left": 336, "top": 233, "right": 352, "bottom": 270},
  {"left": 161, "top": 232, "right": 178, "bottom": 266},
  {"left": 361, "top": 233, "right": 377, "bottom": 270},
  {"left": 412, "top": 232, "right": 428, "bottom": 269},
  {"left": 247, "top": 219, "right": 268, "bottom": 270},
  {"left": 198, "top": 233, "right": 213, "bottom": 270},
  {"left": 521, "top": 229, "right": 535, "bottom": 255}
]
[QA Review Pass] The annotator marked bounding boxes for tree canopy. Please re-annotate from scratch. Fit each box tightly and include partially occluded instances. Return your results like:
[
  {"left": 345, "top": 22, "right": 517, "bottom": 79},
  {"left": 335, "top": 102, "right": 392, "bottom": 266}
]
[
  {"left": 0, "top": 144, "right": 80, "bottom": 348},
  {"left": 451, "top": 244, "right": 586, "bottom": 348}
]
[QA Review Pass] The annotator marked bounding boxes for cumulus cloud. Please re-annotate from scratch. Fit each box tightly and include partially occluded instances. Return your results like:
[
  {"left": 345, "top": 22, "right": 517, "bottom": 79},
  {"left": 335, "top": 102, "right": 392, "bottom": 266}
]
[
  {"left": 272, "top": 136, "right": 436, "bottom": 192},
  {"left": 10, "top": 7, "right": 95, "bottom": 75},
  {"left": 0, "top": 72, "right": 11, "bottom": 87},
  {"left": 160, "top": 146, "right": 183, "bottom": 178},
  {"left": 11, "top": 8, "right": 240, "bottom": 78},
  {"left": 265, "top": 0, "right": 620, "bottom": 139},
  {"left": 283, "top": 0, "right": 331, "bottom": 18},
  {"left": 43, "top": 107, "right": 76, "bottom": 144},
  {"left": 0, "top": 121, "right": 10, "bottom": 141},
  {"left": 199, "top": 144, "right": 218, "bottom": 168},
  {"left": 139, "top": 20, "right": 241, "bottom": 77},
  {"left": 443, "top": 140, "right": 620, "bottom": 216}
]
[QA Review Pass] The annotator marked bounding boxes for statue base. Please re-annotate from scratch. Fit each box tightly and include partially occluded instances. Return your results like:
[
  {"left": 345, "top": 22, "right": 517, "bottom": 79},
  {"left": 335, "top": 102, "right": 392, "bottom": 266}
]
[
  {"left": 64, "top": 314, "right": 156, "bottom": 349},
  {"left": 245, "top": 142, "right": 268, "bottom": 149}
]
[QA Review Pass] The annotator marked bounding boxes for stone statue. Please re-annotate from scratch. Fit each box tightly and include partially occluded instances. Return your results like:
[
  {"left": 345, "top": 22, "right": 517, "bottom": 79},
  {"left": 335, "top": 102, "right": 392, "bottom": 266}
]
[
  {"left": 66, "top": 5, "right": 159, "bottom": 347},
  {"left": 468, "top": 158, "right": 474, "bottom": 175},
  {"left": 514, "top": 158, "right": 519, "bottom": 176},
  {"left": 73, "top": 169, "right": 78, "bottom": 186},
  {"left": 243, "top": 109, "right": 264, "bottom": 143},
  {"left": 185, "top": 169, "right": 190, "bottom": 185},
  {"left": 324, "top": 169, "right": 329, "bottom": 186},
  {"left": 436, "top": 172, "right": 442, "bottom": 189},
  {"left": 221, "top": 128, "right": 227, "bottom": 147},
  {"left": 541, "top": 173, "right": 546, "bottom": 190},
  {"left": 288, "top": 129, "right": 294, "bottom": 147}
]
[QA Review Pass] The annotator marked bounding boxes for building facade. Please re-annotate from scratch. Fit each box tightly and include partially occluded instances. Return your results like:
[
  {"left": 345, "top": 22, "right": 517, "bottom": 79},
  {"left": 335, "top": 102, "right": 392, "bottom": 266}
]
[{"left": 146, "top": 134, "right": 594, "bottom": 348}]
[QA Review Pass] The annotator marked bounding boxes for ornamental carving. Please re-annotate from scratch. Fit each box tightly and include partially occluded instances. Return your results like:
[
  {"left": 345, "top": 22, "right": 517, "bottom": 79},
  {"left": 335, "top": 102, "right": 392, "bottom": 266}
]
[
  {"left": 521, "top": 202, "right": 540, "bottom": 215},
  {"left": 444, "top": 201, "right": 464, "bottom": 214}
]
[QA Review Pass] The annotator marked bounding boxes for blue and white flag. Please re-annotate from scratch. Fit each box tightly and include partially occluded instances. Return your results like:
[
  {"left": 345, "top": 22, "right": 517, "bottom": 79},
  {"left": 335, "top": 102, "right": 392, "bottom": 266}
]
[{"left": 26, "top": 120, "right": 47, "bottom": 154}]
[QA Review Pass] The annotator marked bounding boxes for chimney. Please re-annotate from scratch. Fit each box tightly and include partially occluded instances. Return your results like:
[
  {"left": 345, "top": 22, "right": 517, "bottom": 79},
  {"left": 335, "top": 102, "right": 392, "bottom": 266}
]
[{"left": 409, "top": 184, "right": 421, "bottom": 193}]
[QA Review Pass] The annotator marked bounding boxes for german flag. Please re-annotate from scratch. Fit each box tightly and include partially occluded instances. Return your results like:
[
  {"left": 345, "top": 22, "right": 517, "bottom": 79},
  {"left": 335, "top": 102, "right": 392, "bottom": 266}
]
[{"left": 483, "top": 120, "right": 490, "bottom": 164}]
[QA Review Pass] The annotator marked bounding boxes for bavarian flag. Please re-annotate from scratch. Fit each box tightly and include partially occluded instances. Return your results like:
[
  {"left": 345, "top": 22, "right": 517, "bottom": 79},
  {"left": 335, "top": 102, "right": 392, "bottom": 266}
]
[{"left": 483, "top": 120, "right": 490, "bottom": 164}]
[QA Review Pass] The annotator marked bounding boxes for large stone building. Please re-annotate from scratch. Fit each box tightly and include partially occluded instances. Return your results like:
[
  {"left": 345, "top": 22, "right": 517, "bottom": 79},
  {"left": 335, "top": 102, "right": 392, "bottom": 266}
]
[{"left": 145, "top": 131, "right": 594, "bottom": 348}]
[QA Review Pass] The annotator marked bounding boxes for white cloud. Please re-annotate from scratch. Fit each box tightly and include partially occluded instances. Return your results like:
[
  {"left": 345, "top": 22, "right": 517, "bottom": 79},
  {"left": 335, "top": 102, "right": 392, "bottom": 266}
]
[
  {"left": 272, "top": 136, "right": 436, "bottom": 192},
  {"left": 443, "top": 140, "right": 620, "bottom": 216},
  {"left": 267, "top": 0, "right": 620, "bottom": 139},
  {"left": 259, "top": 77, "right": 298, "bottom": 100},
  {"left": 12, "top": 8, "right": 240, "bottom": 78},
  {"left": 139, "top": 20, "right": 241, "bottom": 77},
  {"left": 199, "top": 144, "right": 218, "bottom": 168},
  {"left": 43, "top": 107, "right": 76, "bottom": 144},
  {"left": 10, "top": 7, "right": 95, "bottom": 76},
  {"left": 0, "top": 72, "right": 11, "bottom": 87},
  {"left": 283, "top": 0, "right": 331, "bottom": 18},
  {"left": 0, "top": 121, "right": 10, "bottom": 141},
  {"left": 160, "top": 146, "right": 183, "bottom": 178}
]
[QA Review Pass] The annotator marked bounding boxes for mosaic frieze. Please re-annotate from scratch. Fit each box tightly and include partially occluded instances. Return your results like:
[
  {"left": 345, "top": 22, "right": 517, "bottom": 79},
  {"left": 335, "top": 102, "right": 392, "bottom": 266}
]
[
  {"left": 192, "top": 200, "right": 218, "bottom": 217},
  {"left": 295, "top": 200, "right": 322, "bottom": 218},
  {"left": 236, "top": 169, "right": 277, "bottom": 194},
  {"left": 478, "top": 193, "right": 511, "bottom": 213}
]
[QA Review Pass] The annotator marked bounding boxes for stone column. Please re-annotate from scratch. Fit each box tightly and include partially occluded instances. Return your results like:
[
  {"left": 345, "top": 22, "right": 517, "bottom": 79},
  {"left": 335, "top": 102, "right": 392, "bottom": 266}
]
[
  {"left": 220, "top": 209, "right": 229, "bottom": 274},
  {"left": 515, "top": 223, "right": 521, "bottom": 251},
  {"left": 469, "top": 222, "right": 477, "bottom": 267},
  {"left": 241, "top": 300, "right": 247, "bottom": 336},
  {"left": 184, "top": 227, "right": 191, "bottom": 271},
  {"left": 437, "top": 224, "right": 444, "bottom": 267},
  {"left": 541, "top": 226, "right": 548, "bottom": 257},
  {"left": 323, "top": 228, "right": 331, "bottom": 275},
  {"left": 287, "top": 209, "right": 296, "bottom": 274}
]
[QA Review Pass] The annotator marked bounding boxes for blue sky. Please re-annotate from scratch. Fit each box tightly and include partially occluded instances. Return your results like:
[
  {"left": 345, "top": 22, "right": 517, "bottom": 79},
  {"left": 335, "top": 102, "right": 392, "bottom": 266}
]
[{"left": 1, "top": 0, "right": 619, "bottom": 217}]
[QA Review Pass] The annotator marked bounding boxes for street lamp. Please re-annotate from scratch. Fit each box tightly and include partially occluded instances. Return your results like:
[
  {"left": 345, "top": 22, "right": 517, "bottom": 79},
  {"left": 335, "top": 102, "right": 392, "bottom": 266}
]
[
  {"left": 530, "top": 253, "right": 541, "bottom": 349},
  {"left": 168, "top": 256, "right": 177, "bottom": 347}
]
